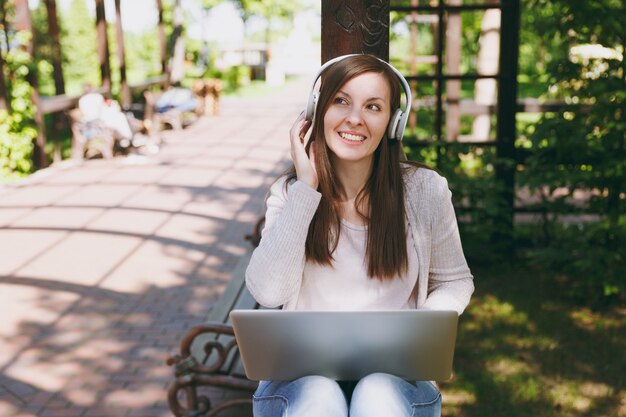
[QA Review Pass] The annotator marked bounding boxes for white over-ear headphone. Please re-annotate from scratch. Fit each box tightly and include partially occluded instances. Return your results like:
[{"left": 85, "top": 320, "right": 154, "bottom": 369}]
[{"left": 305, "top": 54, "right": 412, "bottom": 141}]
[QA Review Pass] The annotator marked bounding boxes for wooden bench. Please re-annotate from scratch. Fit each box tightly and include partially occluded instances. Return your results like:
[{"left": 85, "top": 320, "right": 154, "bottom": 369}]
[
  {"left": 143, "top": 88, "right": 203, "bottom": 132},
  {"left": 67, "top": 108, "right": 116, "bottom": 160},
  {"left": 166, "top": 219, "right": 264, "bottom": 417}
]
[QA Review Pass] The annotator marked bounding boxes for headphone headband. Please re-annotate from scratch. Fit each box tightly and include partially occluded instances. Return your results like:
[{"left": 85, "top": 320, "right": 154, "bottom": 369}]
[{"left": 305, "top": 54, "right": 412, "bottom": 141}]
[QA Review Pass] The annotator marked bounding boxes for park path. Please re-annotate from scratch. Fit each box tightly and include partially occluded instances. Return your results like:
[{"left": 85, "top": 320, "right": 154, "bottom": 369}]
[{"left": 0, "top": 77, "right": 310, "bottom": 417}]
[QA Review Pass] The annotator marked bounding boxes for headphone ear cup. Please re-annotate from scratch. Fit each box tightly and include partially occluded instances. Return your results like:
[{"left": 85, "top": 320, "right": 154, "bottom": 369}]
[
  {"left": 305, "top": 92, "right": 318, "bottom": 121},
  {"left": 387, "top": 109, "right": 403, "bottom": 140}
]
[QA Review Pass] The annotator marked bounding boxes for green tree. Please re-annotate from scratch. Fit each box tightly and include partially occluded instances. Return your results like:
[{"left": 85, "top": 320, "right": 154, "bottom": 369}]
[
  {"left": 1, "top": 32, "right": 37, "bottom": 180},
  {"left": 518, "top": 0, "right": 625, "bottom": 303},
  {"left": 125, "top": 30, "right": 162, "bottom": 83},
  {"left": 31, "top": 0, "right": 56, "bottom": 96},
  {"left": 60, "top": 0, "right": 99, "bottom": 95}
]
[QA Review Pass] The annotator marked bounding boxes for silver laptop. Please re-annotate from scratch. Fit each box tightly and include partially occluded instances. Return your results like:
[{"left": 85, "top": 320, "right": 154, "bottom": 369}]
[{"left": 229, "top": 309, "right": 458, "bottom": 381}]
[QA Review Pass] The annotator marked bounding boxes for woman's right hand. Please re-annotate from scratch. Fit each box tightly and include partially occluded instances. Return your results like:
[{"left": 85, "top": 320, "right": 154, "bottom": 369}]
[{"left": 290, "top": 111, "right": 318, "bottom": 189}]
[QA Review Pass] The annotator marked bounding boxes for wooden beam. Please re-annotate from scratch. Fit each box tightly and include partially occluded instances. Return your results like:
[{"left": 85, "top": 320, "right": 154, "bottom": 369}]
[
  {"left": 95, "top": 0, "right": 111, "bottom": 92},
  {"left": 445, "top": 0, "right": 462, "bottom": 141},
  {"left": 321, "top": 0, "right": 390, "bottom": 63},
  {"left": 114, "top": 0, "right": 130, "bottom": 108},
  {"left": 40, "top": 76, "right": 167, "bottom": 115}
]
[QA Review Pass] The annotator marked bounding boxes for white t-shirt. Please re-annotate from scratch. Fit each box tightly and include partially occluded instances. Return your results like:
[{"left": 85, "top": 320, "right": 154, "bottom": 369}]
[{"left": 289, "top": 220, "right": 419, "bottom": 310}]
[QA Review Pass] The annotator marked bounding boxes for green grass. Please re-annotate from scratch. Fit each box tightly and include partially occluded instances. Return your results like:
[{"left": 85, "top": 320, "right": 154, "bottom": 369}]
[
  {"left": 440, "top": 261, "right": 625, "bottom": 417},
  {"left": 223, "top": 76, "right": 300, "bottom": 99}
]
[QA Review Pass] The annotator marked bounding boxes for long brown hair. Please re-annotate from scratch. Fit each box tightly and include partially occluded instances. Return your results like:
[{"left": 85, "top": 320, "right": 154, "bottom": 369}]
[{"left": 287, "top": 54, "right": 409, "bottom": 280}]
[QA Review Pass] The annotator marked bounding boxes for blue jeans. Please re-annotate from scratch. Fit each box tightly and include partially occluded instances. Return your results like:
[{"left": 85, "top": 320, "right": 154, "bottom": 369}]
[{"left": 252, "top": 373, "right": 441, "bottom": 417}]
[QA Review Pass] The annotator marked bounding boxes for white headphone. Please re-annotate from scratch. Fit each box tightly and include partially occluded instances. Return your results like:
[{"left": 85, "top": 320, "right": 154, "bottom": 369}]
[{"left": 305, "top": 54, "right": 412, "bottom": 141}]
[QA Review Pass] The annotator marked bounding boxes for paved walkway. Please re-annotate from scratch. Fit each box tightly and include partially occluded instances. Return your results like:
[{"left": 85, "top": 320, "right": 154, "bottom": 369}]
[{"left": 0, "top": 78, "right": 310, "bottom": 417}]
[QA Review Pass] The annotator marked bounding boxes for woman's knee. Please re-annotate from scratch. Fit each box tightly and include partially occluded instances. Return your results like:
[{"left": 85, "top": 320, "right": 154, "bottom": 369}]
[
  {"left": 253, "top": 376, "right": 347, "bottom": 417},
  {"left": 350, "top": 373, "right": 441, "bottom": 417},
  {"left": 297, "top": 375, "right": 347, "bottom": 402},
  {"left": 409, "top": 381, "right": 441, "bottom": 417}
]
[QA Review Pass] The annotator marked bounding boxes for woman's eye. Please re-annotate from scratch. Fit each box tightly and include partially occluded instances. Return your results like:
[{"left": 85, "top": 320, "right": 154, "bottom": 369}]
[
  {"left": 368, "top": 103, "right": 382, "bottom": 111},
  {"left": 334, "top": 97, "right": 348, "bottom": 105}
]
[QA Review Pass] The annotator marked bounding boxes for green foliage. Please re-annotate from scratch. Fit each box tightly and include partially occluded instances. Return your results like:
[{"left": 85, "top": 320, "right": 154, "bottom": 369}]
[
  {"left": 125, "top": 30, "right": 163, "bottom": 83},
  {"left": 397, "top": 0, "right": 625, "bottom": 304},
  {"left": 521, "top": 220, "right": 626, "bottom": 305},
  {"left": 0, "top": 110, "right": 36, "bottom": 179},
  {"left": 516, "top": 1, "right": 625, "bottom": 304},
  {"left": 450, "top": 262, "right": 625, "bottom": 416},
  {"left": 0, "top": 33, "right": 37, "bottom": 180},
  {"left": 31, "top": 0, "right": 57, "bottom": 96},
  {"left": 238, "top": 0, "right": 302, "bottom": 20},
  {"left": 60, "top": 0, "right": 99, "bottom": 95},
  {"left": 204, "top": 65, "right": 251, "bottom": 93},
  {"left": 404, "top": 142, "right": 514, "bottom": 261}
]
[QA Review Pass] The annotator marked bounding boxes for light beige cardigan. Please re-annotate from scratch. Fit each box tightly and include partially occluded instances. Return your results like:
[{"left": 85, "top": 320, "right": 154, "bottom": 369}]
[{"left": 245, "top": 165, "right": 474, "bottom": 314}]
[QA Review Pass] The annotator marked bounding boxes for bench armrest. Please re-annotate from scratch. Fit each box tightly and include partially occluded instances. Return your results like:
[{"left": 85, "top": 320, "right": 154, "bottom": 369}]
[{"left": 167, "top": 323, "right": 238, "bottom": 376}]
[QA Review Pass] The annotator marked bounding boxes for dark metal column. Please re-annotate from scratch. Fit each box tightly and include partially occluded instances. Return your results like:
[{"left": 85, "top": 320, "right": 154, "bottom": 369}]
[
  {"left": 494, "top": 0, "right": 521, "bottom": 251},
  {"left": 321, "top": 0, "right": 390, "bottom": 63}
]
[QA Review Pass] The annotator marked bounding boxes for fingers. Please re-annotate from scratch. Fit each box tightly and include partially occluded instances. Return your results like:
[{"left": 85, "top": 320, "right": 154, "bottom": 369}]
[
  {"left": 300, "top": 119, "right": 312, "bottom": 144},
  {"left": 289, "top": 112, "right": 318, "bottom": 189},
  {"left": 290, "top": 111, "right": 311, "bottom": 145},
  {"left": 308, "top": 141, "right": 317, "bottom": 173}
]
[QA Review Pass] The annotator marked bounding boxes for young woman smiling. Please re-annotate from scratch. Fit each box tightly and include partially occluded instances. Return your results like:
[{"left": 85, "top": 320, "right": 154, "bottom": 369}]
[{"left": 245, "top": 54, "right": 474, "bottom": 417}]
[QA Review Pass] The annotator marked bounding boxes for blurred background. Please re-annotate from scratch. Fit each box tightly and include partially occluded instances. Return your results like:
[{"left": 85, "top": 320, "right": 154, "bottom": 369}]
[{"left": 0, "top": 1, "right": 624, "bottom": 416}]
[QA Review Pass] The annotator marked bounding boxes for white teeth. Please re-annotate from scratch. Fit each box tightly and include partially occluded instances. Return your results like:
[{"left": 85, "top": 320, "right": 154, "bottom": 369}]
[{"left": 339, "top": 132, "right": 366, "bottom": 142}]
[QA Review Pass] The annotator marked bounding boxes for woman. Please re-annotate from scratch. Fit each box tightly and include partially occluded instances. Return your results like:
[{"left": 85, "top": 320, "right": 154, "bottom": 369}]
[{"left": 245, "top": 54, "right": 474, "bottom": 417}]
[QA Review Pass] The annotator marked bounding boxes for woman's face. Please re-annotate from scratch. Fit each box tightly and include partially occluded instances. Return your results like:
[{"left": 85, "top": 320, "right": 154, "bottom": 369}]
[{"left": 323, "top": 71, "right": 392, "bottom": 166}]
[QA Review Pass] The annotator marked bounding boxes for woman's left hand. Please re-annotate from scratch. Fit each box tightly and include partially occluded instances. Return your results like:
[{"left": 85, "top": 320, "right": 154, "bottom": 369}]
[{"left": 290, "top": 111, "right": 317, "bottom": 189}]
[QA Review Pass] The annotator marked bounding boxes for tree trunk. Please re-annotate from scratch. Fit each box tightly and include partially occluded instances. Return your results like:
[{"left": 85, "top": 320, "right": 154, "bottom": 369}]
[
  {"left": 0, "top": 49, "right": 9, "bottom": 112},
  {"left": 0, "top": 1, "right": 11, "bottom": 111},
  {"left": 156, "top": 0, "right": 168, "bottom": 82},
  {"left": 169, "top": 0, "right": 185, "bottom": 84},
  {"left": 15, "top": 0, "right": 48, "bottom": 168},
  {"left": 45, "top": 0, "right": 65, "bottom": 95},
  {"left": 114, "top": 0, "right": 130, "bottom": 108},
  {"left": 95, "top": 0, "right": 111, "bottom": 92}
]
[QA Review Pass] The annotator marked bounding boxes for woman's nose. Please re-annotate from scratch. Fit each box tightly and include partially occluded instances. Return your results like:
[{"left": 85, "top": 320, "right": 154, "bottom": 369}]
[{"left": 346, "top": 106, "right": 363, "bottom": 125}]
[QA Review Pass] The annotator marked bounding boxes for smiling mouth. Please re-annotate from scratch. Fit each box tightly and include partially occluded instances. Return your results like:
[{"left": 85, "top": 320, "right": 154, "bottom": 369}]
[{"left": 339, "top": 132, "right": 367, "bottom": 142}]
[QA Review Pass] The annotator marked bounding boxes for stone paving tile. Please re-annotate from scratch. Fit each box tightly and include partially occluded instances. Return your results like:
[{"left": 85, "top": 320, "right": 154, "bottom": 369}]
[
  {"left": 0, "top": 184, "right": 81, "bottom": 208},
  {"left": 10, "top": 207, "right": 105, "bottom": 229},
  {"left": 85, "top": 208, "right": 170, "bottom": 235},
  {"left": 0, "top": 208, "right": 32, "bottom": 227},
  {"left": 0, "top": 78, "right": 308, "bottom": 417},
  {"left": 17, "top": 232, "right": 143, "bottom": 285},
  {"left": 0, "top": 229, "right": 66, "bottom": 276}
]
